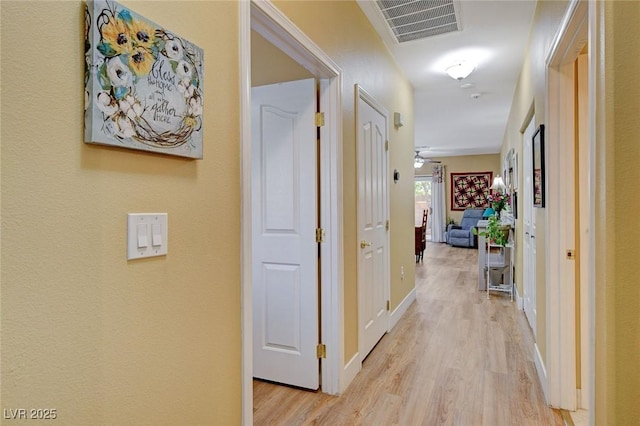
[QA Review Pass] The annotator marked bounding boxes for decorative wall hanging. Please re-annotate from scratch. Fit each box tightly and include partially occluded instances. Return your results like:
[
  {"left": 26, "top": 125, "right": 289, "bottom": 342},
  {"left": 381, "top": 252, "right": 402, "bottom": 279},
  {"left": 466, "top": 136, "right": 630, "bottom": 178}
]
[
  {"left": 450, "top": 171, "right": 493, "bottom": 211},
  {"left": 84, "top": 0, "right": 204, "bottom": 159},
  {"left": 532, "top": 124, "right": 545, "bottom": 207}
]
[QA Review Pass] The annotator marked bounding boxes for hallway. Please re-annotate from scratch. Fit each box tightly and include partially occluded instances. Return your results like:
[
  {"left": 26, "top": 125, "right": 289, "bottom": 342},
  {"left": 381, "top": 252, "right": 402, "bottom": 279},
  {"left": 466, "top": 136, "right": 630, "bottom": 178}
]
[{"left": 253, "top": 242, "right": 562, "bottom": 425}]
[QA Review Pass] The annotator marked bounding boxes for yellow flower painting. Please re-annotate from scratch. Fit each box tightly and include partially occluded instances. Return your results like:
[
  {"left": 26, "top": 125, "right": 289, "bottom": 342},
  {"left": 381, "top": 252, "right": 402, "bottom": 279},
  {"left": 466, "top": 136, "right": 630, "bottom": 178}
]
[
  {"left": 101, "top": 14, "right": 132, "bottom": 55},
  {"left": 128, "top": 47, "right": 153, "bottom": 76},
  {"left": 85, "top": 0, "right": 204, "bottom": 159},
  {"left": 128, "top": 19, "right": 156, "bottom": 50}
]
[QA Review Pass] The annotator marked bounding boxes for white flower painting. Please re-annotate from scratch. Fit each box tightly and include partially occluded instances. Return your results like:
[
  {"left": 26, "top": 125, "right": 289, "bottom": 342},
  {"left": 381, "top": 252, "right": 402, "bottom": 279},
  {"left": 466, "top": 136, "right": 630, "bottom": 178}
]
[{"left": 85, "top": 0, "right": 204, "bottom": 159}]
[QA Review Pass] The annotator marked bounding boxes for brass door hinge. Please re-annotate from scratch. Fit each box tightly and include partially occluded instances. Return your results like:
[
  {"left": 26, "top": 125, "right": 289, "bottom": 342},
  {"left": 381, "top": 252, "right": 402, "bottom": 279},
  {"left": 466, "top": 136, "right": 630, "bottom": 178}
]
[
  {"left": 386, "top": 300, "right": 390, "bottom": 311},
  {"left": 317, "top": 344, "right": 326, "bottom": 358},
  {"left": 385, "top": 220, "right": 390, "bottom": 231},
  {"left": 316, "top": 228, "right": 325, "bottom": 243},
  {"left": 315, "top": 112, "right": 325, "bottom": 127}
]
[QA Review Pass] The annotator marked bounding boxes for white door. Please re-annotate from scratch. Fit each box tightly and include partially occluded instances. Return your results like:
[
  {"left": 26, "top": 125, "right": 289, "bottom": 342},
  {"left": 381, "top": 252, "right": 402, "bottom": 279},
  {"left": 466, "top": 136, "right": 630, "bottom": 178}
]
[
  {"left": 251, "top": 78, "right": 319, "bottom": 390},
  {"left": 356, "top": 89, "right": 389, "bottom": 360},
  {"left": 523, "top": 116, "right": 537, "bottom": 335}
]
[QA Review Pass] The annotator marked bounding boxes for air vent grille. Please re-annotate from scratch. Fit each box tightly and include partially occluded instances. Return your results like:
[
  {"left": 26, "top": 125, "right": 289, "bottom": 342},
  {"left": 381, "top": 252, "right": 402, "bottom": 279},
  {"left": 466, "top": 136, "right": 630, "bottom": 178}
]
[{"left": 376, "top": 0, "right": 460, "bottom": 43}]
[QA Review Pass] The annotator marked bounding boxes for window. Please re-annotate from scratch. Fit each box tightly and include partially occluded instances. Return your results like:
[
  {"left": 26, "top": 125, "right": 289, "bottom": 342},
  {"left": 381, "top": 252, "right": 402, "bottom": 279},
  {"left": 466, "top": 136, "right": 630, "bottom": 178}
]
[{"left": 415, "top": 176, "right": 432, "bottom": 241}]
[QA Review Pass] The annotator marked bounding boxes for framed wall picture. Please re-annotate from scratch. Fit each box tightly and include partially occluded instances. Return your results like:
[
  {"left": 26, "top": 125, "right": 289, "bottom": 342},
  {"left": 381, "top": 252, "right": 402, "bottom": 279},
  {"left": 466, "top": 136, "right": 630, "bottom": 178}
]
[
  {"left": 510, "top": 151, "right": 518, "bottom": 190},
  {"left": 450, "top": 171, "right": 493, "bottom": 211},
  {"left": 532, "top": 124, "right": 545, "bottom": 207},
  {"left": 84, "top": 0, "right": 204, "bottom": 159}
]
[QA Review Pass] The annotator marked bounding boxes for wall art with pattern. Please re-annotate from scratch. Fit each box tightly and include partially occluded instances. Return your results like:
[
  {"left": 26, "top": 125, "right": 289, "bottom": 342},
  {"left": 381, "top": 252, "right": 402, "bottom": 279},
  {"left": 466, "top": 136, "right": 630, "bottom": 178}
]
[
  {"left": 84, "top": 0, "right": 204, "bottom": 159},
  {"left": 450, "top": 171, "right": 493, "bottom": 211}
]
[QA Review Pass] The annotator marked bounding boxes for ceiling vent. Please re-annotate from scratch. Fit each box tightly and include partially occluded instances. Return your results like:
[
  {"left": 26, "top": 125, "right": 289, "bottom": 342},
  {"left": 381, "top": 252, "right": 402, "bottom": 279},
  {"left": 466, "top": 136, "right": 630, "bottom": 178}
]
[{"left": 375, "top": 0, "right": 461, "bottom": 43}]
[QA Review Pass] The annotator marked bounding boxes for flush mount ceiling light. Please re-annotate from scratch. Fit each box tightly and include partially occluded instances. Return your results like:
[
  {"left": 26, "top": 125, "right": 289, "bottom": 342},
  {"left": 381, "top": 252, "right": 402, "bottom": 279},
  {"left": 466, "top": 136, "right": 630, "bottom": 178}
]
[{"left": 445, "top": 60, "right": 476, "bottom": 80}]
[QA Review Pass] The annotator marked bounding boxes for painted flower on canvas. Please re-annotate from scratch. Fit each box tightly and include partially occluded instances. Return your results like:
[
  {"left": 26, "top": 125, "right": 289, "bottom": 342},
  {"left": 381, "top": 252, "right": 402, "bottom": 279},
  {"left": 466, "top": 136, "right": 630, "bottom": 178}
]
[{"left": 85, "top": 0, "right": 204, "bottom": 158}]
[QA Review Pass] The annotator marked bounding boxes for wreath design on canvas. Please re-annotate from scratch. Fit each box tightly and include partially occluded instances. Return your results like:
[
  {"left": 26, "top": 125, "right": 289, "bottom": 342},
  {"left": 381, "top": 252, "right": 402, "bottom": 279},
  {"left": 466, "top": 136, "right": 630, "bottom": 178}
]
[{"left": 85, "top": 1, "right": 204, "bottom": 158}]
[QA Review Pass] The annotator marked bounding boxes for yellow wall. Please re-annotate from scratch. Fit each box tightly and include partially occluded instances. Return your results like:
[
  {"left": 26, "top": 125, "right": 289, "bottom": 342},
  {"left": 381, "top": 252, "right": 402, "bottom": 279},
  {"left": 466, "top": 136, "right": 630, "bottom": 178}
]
[
  {"left": 1, "top": 2, "right": 415, "bottom": 420},
  {"left": 499, "top": 3, "right": 640, "bottom": 422},
  {"left": 611, "top": 2, "right": 640, "bottom": 423},
  {"left": 415, "top": 154, "right": 501, "bottom": 225},
  {"left": 14, "top": 1, "right": 638, "bottom": 424},
  {"left": 499, "top": 0, "right": 569, "bottom": 363},
  {"left": 1, "top": 1, "right": 241, "bottom": 424},
  {"left": 272, "top": 0, "right": 415, "bottom": 362},
  {"left": 251, "top": 31, "right": 313, "bottom": 86}
]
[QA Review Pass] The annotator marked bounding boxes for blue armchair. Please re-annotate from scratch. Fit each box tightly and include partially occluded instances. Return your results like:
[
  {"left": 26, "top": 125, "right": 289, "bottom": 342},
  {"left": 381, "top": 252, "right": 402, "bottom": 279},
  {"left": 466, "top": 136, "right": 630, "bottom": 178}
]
[{"left": 446, "top": 208, "right": 484, "bottom": 247}]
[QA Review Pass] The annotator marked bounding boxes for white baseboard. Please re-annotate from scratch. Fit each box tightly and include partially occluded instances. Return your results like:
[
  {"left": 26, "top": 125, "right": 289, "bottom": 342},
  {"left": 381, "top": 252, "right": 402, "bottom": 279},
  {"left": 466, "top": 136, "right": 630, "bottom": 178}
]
[
  {"left": 534, "top": 342, "right": 548, "bottom": 403},
  {"left": 340, "top": 352, "right": 361, "bottom": 393},
  {"left": 340, "top": 288, "right": 415, "bottom": 394},
  {"left": 515, "top": 283, "right": 524, "bottom": 310},
  {"left": 389, "top": 287, "right": 416, "bottom": 331}
]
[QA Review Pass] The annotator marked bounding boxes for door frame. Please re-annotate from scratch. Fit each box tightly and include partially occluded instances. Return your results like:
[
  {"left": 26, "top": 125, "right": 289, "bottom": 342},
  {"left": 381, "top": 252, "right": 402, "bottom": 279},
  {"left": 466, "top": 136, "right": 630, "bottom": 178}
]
[
  {"left": 355, "top": 85, "right": 391, "bottom": 362},
  {"left": 240, "top": 1, "right": 344, "bottom": 424},
  {"left": 544, "top": 0, "right": 594, "bottom": 415},
  {"left": 521, "top": 113, "right": 536, "bottom": 337}
]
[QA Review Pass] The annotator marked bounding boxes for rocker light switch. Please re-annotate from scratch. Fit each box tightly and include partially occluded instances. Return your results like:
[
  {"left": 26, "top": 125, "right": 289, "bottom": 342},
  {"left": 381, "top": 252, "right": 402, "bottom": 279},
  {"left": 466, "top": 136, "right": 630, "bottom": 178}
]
[
  {"left": 151, "top": 223, "right": 162, "bottom": 247},
  {"left": 127, "top": 213, "right": 168, "bottom": 260},
  {"left": 137, "top": 223, "right": 149, "bottom": 248}
]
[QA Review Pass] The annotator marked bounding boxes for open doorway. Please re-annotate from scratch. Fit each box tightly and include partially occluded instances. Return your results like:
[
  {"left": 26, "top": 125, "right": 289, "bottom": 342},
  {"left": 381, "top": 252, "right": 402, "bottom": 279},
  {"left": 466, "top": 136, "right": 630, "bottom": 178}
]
[
  {"left": 544, "top": 0, "right": 593, "bottom": 421},
  {"left": 241, "top": 1, "right": 344, "bottom": 423},
  {"left": 250, "top": 30, "right": 320, "bottom": 391},
  {"left": 415, "top": 175, "right": 432, "bottom": 241}
]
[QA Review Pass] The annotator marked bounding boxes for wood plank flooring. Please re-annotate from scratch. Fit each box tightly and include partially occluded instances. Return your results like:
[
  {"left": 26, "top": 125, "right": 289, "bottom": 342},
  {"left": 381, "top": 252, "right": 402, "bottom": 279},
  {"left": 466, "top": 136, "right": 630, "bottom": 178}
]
[{"left": 253, "top": 242, "right": 563, "bottom": 425}]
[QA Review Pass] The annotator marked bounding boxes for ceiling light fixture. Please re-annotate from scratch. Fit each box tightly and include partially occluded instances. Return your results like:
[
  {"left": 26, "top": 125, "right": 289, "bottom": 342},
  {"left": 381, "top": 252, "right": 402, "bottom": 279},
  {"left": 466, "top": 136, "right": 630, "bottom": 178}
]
[
  {"left": 414, "top": 153, "right": 425, "bottom": 169},
  {"left": 445, "top": 60, "right": 476, "bottom": 80}
]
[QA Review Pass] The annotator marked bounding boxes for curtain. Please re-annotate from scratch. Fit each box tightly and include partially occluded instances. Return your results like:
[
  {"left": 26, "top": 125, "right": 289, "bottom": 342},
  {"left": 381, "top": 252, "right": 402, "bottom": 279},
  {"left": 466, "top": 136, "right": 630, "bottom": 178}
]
[{"left": 431, "top": 165, "right": 446, "bottom": 242}]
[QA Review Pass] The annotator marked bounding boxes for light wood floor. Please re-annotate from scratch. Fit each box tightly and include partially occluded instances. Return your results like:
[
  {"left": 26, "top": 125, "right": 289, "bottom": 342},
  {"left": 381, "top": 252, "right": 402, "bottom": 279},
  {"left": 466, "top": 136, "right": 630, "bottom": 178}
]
[{"left": 253, "top": 242, "right": 563, "bottom": 425}]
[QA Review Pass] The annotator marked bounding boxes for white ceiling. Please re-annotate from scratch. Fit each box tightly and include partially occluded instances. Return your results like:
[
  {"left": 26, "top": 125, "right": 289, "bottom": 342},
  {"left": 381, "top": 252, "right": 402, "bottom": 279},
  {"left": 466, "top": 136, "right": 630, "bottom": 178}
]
[{"left": 358, "top": 0, "right": 536, "bottom": 157}]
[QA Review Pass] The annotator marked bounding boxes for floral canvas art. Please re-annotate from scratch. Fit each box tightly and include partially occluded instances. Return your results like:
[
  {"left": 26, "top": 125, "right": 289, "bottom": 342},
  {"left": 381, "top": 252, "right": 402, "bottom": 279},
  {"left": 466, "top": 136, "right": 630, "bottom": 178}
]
[{"left": 85, "top": 0, "right": 204, "bottom": 158}]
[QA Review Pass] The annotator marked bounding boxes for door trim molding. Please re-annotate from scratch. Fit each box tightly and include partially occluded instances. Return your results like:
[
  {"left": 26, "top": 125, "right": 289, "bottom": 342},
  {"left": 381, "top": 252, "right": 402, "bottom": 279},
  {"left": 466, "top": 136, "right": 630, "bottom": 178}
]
[
  {"left": 522, "top": 114, "right": 537, "bottom": 338},
  {"left": 240, "top": 1, "right": 344, "bottom": 424},
  {"left": 544, "top": 0, "right": 589, "bottom": 411},
  {"left": 589, "top": 2, "right": 607, "bottom": 423}
]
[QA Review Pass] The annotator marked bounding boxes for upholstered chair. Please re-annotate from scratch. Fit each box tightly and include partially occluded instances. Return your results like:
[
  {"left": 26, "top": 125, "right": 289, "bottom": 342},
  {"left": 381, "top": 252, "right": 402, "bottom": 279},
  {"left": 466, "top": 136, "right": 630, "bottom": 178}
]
[{"left": 445, "top": 208, "right": 484, "bottom": 247}]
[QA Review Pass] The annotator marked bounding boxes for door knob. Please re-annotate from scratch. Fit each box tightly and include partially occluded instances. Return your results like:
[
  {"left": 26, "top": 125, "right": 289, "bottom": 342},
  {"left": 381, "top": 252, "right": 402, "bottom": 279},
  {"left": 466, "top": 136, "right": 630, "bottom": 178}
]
[{"left": 360, "top": 240, "right": 372, "bottom": 249}]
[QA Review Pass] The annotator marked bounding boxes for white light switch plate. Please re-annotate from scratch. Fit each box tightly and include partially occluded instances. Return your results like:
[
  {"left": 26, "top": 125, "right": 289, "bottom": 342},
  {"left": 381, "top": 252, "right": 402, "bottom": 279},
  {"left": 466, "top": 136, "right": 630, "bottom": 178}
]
[{"left": 127, "top": 213, "right": 168, "bottom": 260}]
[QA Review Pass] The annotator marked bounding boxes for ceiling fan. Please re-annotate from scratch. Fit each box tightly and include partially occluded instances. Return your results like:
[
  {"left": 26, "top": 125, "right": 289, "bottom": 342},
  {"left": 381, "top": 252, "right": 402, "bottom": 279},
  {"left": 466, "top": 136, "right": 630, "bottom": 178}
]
[{"left": 414, "top": 148, "right": 441, "bottom": 168}]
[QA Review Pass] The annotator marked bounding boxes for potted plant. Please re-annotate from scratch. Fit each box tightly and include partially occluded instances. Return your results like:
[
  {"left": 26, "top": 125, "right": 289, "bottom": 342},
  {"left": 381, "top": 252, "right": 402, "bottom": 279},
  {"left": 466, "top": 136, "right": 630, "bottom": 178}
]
[{"left": 473, "top": 215, "right": 509, "bottom": 246}]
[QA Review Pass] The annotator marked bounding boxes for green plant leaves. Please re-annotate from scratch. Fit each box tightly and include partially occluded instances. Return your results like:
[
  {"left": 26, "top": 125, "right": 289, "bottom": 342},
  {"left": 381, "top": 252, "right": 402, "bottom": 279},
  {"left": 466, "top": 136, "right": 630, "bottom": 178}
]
[{"left": 475, "top": 215, "right": 509, "bottom": 246}]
